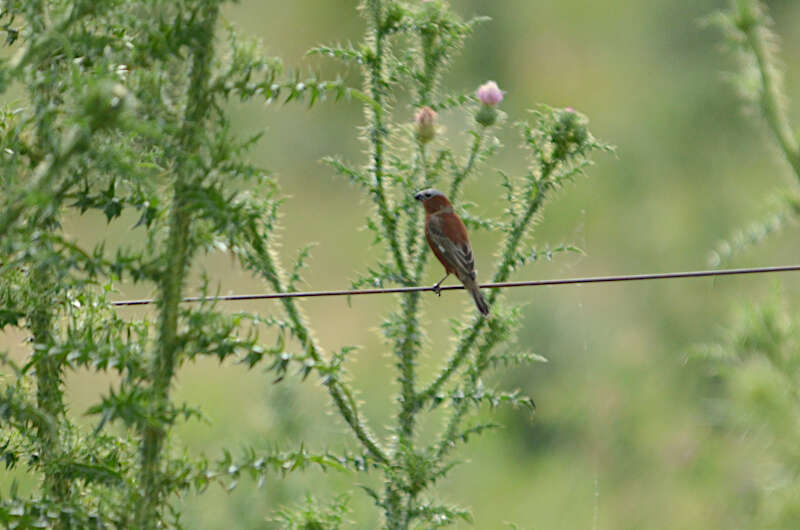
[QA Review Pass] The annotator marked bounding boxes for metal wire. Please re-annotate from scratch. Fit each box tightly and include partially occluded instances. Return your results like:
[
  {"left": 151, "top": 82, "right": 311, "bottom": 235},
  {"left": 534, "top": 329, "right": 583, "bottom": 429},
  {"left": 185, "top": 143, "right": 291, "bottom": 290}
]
[{"left": 110, "top": 264, "right": 800, "bottom": 307}]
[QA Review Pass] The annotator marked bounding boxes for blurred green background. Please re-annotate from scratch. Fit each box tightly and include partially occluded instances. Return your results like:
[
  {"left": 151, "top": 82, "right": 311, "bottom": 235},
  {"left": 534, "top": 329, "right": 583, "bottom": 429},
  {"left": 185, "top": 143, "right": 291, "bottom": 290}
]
[{"left": 5, "top": 0, "right": 800, "bottom": 528}]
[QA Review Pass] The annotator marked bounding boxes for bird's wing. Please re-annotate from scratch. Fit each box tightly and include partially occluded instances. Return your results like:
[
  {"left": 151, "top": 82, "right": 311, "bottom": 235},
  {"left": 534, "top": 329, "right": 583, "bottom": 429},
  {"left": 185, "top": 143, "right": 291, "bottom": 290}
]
[{"left": 427, "top": 215, "right": 476, "bottom": 280}]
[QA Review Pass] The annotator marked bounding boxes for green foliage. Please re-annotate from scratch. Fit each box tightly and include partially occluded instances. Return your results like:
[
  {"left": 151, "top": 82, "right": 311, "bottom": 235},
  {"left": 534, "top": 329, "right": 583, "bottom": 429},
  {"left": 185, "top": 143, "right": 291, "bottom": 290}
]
[
  {"left": 272, "top": 494, "right": 352, "bottom": 530},
  {"left": 707, "top": 0, "right": 800, "bottom": 265},
  {"left": 0, "top": 0, "right": 344, "bottom": 527},
  {"left": 303, "top": 1, "right": 609, "bottom": 527},
  {"left": 700, "top": 2, "right": 800, "bottom": 528},
  {"left": 0, "top": 0, "right": 607, "bottom": 528},
  {"left": 693, "top": 291, "right": 800, "bottom": 528}
]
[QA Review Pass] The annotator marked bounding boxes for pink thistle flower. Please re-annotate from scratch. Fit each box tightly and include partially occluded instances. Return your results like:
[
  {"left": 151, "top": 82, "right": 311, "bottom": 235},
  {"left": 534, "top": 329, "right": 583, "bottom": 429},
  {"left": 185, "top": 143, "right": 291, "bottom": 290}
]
[{"left": 476, "top": 81, "right": 503, "bottom": 106}]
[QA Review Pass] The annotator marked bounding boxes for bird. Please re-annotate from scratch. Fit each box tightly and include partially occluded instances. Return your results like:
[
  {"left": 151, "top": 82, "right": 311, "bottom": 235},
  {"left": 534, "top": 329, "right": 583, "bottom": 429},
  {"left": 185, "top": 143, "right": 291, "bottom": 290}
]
[{"left": 414, "top": 188, "right": 489, "bottom": 316}]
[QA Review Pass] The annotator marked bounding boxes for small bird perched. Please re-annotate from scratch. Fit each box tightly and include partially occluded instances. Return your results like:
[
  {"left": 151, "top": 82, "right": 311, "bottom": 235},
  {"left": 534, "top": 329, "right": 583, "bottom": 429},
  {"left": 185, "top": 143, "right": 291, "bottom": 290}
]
[{"left": 414, "top": 188, "right": 489, "bottom": 316}]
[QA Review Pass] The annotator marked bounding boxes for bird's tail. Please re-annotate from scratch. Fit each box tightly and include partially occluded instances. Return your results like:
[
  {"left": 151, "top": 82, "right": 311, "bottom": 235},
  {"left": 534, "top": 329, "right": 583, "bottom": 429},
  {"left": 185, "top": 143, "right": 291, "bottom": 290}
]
[{"left": 465, "top": 279, "right": 489, "bottom": 316}]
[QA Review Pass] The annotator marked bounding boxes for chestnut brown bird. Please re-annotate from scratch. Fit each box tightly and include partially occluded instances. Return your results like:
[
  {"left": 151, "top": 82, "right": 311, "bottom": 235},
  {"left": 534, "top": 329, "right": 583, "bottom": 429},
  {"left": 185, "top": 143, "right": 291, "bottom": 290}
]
[{"left": 414, "top": 188, "right": 489, "bottom": 316}]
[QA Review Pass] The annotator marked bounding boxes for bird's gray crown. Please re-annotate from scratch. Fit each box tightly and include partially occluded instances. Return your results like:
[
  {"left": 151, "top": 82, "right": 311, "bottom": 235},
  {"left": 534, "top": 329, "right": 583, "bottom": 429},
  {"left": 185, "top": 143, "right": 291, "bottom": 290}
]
[{"left": 414, "top": 188, "right": 445, "bottom": 201}]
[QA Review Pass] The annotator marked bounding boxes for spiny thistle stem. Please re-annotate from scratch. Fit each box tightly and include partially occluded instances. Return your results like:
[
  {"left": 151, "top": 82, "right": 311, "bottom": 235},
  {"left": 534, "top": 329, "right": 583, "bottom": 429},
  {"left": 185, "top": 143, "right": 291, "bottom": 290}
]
[
  {"left": 434, "top": 323, "right": 502, "bottom": 461},
  {"left": 30, "top": 263, "right": 69, "bottom": 502},
  {"left": 489, "top": 180, "right": 550, "bottom": 304},
  {"left": 740, "top": 5, "right": 800, "bottom": 179},
  {"left": 25, "top": 3, "right": 69, "bottom": 501},
  {"left": 365, "top": 0, "right": 410, "bottom": 283},
  {"left": 249, "top": 235, "right": 389, "bottom": 464},
  {"left": 449, "top": 128, "right": 485, "bottom": 202},
  {"left": 136, "top": 6, "right": 219, "bottom": 527},
  {"left": 281, "top": 293, "right": 388, "bottom": 464},
  {"left": 404, "top": 143, "right": 429, "bottom": 263},
  {"left": 395, "top": 298, "right": 421, "bottom": 442},
  {"left": 395, "top": 143, "right": 431, "bottom": 446},
  {"left": 418, "top": 20, "right": 437, "bottom": 106},
  {"left": 419, "top": 316, "right": 484, "bottom": 408}
]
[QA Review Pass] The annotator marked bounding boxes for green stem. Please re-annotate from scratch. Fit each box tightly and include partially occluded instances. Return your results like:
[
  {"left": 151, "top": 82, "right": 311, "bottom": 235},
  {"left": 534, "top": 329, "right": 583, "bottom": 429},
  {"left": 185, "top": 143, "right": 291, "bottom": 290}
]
[
  {"left": 24, "top": 5, "right": 70, "bottom": 501},
  {"left": 434, "top": 330, "right": 497, "bottom": 460},
  {"left": 391, "top": 142, "right": 438, "bottom": 528},
  {"left": 364, "top": 3, "right": 423, "bottom": 525},
  {"left": 418, "top": 26, "right": 437, "bottom": 106},
  {"left": 435, "top": 391, "right": 468, "bottom": 460},
  {"left": 449, "top": 129, "right": 485, "bottom": 203},
  {"left": 384, "top": 484, "right": 405, "bottom": 530},
  {"left": 30, "top": 264, "right": 69, "bottom": 501},
  {"left": 488, "top": 180, "right": 549, "bottom": 304},
  {"left": 404, "top": 143, "right": 428, "bottom": 262},
  {"left": 366, "top": 0, "right": 410, "bottom": 283},
  {"left": 396, "top": 295, "right": 421, "bottom": 442},
  {"left": 136, "top": 7, "right": 218, "bottom": 527},
  {"left": 249, "top": 236, "right": 389, "bottom": 464},
  {"left": 287, "top": 295, "right": 388, "bottom": 464},
  {"left": 395, "top": 143, "right": 430, "bottom": 446},
  {"left": 137, "top": 184, "right": 192, "bottom": 525},
  {"left": 743, "top": 14, "right": 800, "bottom": 178},
  {"left": 419, "top": 318, "right": 485, "bottom": 407}
]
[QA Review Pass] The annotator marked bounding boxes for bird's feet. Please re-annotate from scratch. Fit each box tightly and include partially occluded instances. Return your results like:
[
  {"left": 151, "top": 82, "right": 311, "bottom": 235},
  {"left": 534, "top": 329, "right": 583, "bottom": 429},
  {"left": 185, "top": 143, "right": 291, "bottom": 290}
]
[{"left": 432, "top": 273, "right": 449, "bottom": 297}]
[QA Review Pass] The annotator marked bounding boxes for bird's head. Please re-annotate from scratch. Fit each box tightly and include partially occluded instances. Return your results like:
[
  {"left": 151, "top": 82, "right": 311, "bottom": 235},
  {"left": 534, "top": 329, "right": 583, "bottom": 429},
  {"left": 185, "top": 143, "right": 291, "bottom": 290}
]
[{"left": 414, "top": 188, "right": 453, "bottom": 214}]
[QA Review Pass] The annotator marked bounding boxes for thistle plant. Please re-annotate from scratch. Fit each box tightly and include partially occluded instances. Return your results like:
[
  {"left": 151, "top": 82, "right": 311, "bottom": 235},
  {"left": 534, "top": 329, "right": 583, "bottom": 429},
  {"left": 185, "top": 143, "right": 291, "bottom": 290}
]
[
  {"left": 697, "top": 1, "right": 800, "bottom": 527},
  {"left": 1, "top": 0, "right": 346, "bottom": 527},
  {"left": 707, "top": 0, "right": 800, "bottom": 265},
  {"left": 305, "top": 1, "right": 608, "bottom": 526},
  {"left": 693, "top": 292, "right": 800, "bottom": 528}
]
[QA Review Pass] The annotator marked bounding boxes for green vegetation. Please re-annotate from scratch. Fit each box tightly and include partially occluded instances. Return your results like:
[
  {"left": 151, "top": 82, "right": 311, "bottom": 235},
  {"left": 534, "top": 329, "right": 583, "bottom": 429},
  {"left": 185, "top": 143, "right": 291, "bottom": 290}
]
[{"left": 2, "top": 0, "right": 800, "bottom": 528}]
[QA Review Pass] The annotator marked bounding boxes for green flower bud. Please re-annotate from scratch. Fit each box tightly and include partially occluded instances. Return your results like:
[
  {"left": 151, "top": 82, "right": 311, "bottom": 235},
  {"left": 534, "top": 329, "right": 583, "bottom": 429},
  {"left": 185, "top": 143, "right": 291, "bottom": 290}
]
[{"left": 475, "top": 104, "right": 498, "bottom": 127}]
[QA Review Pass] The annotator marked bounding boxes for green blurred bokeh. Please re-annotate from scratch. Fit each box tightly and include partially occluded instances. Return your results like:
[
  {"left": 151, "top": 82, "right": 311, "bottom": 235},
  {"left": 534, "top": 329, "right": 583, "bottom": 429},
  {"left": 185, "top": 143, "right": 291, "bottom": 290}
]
[{"left": 5, "top": 0, "right": 800, "bottom": 528}]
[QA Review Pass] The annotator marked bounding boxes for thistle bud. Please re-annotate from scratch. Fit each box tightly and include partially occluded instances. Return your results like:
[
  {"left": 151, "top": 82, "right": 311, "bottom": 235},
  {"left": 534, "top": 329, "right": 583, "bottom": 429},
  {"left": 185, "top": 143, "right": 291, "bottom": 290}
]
[
  {"left": 475, "top": 80, "right": 503, "bottom": 127},
  {"left": 415, "top": 105, "right": 437, "bottom": 143}
]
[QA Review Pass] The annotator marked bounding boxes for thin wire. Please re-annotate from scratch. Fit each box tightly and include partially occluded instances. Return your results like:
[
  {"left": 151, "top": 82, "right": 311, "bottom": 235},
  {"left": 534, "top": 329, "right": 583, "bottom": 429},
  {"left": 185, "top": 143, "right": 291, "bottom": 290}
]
[{"left": 110, "top": 264, "right": 800, "bottom": 307}]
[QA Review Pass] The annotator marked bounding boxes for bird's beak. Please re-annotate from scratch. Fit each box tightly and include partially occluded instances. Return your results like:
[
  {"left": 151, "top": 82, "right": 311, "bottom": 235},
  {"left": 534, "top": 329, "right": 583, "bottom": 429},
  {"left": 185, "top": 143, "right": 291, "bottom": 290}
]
[{"left": 414, "top": 191, "right": 423, "bottom": 201}]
